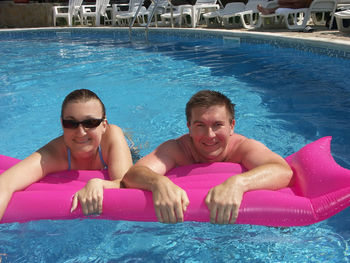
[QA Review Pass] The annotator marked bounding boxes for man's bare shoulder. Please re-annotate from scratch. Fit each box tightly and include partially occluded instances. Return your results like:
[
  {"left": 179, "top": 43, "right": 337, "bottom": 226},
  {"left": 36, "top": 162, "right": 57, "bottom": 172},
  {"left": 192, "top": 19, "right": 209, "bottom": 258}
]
[
  {"left": 156, "top": 137, "right": 184, "bottom": 151},
  {"left": 134, "top": 136, "right": 190, "bottom": 174},
  {"left": 160, "top": 135, "right": 191, "bottom": 161},
  {"left": 226, "top": 135, "right": 273, "bottom": 162},
  {"left": 235, "top": 137, "right": 288, "bottom": 169},
  {"left": 236, "top": 137, "right": 270, "bottom": 153},
  {"left": 145, "top": 135, "right": 195, "bottom": 165}
]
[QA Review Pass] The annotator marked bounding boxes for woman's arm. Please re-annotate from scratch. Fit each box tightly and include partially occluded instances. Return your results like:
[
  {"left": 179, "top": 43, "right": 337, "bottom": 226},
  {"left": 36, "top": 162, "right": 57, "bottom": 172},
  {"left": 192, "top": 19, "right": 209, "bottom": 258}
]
[
  {"left": 104, "top": 124, "right": 133, "bottom": 185},
  {"left": 70, "top": 124, "right": 133, "bottom": 215},
  {"left": 0, "top": 139, "right": 65, "bottom": 220}
]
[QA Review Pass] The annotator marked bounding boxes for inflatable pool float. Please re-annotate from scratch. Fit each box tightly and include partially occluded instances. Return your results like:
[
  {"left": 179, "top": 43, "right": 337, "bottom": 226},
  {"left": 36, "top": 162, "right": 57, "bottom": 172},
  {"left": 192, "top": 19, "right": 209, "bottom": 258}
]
[{"left": 1, "top": 137, "right": 350, "bottom": 226}]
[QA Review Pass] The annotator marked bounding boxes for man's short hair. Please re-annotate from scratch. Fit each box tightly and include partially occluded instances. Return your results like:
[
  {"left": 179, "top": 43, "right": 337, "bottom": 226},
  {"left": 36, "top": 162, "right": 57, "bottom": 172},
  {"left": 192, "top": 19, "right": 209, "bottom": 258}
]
[{"left": 186, "top": 90, "right": 235, "bottom": 123}]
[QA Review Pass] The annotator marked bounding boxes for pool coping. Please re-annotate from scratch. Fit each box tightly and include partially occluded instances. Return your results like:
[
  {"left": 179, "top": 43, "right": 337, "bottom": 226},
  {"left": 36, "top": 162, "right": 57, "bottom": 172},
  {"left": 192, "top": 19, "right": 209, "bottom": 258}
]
[{"left": 1, "top": 26, "right": 350, "bottom": 53}]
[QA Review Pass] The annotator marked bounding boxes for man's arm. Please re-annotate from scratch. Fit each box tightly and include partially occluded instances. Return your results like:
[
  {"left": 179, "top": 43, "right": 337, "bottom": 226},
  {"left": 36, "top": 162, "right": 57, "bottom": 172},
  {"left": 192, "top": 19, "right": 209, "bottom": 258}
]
[
  {"left": 123, "top": 140, "right": 190, "bottom": 223},
  {"left": 205, "top": 139, "right": 293, "bottom": 224}
]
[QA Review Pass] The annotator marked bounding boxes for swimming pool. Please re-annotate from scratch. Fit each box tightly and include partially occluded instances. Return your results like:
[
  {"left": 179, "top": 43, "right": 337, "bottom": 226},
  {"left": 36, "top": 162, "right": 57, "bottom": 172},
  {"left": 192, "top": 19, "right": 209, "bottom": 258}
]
[{"left": 0, "top": 28, "right": 350, "bottom": 262}]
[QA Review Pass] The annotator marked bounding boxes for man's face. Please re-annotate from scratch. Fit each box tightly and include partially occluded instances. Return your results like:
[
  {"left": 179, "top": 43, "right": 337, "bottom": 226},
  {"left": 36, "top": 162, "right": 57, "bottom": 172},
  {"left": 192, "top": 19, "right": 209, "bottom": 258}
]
[{"left": 187, "top": 105, "right": 235, "bottom": 162}]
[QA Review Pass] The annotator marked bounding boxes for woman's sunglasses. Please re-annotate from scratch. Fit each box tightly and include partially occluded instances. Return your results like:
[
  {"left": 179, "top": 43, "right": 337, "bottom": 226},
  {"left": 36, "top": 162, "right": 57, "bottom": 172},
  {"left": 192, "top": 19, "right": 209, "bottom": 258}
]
[{"left": 62, "top": 118, "right": 104, "bottom": 129}]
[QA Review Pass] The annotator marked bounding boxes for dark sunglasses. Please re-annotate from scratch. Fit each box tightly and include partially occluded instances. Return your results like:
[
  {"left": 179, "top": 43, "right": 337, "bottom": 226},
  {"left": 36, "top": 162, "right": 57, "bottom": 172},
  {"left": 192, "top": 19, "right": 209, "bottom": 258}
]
[{"left": 62, "top": 118, "right": 104, "bottom": 129}]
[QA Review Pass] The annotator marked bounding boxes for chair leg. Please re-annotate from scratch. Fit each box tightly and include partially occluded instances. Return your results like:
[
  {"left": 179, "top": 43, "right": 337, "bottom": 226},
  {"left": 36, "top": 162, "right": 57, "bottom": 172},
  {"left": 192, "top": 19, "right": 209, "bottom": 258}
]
[
  {"left": 328, "top": 12, "right": 335, "bottom": 29},
  {"left": 68, "top": 14, "right": 72, "bottom": 27},
  {"left": 96, "top": 15, "right": 101, "bottom": 26}
]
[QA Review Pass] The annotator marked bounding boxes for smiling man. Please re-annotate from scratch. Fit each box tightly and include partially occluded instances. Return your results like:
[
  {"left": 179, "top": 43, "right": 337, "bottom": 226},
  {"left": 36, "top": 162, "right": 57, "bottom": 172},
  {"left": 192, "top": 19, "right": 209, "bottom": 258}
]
[{"left": 124, "top": 90, "right": 293, "bottom": 224}]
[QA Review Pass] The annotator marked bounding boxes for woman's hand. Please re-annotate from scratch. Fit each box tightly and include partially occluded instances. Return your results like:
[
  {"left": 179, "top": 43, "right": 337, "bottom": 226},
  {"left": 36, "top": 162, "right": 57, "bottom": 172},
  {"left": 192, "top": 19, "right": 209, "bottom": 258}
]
[{"left": 71, "top": 178, "right": 107, "bottom": 215}]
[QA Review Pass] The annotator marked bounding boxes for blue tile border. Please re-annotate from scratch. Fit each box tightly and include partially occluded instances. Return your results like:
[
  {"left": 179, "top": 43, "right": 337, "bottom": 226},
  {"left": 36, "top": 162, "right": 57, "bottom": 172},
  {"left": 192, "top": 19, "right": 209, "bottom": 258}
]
[{"left": 1, "top": 27, "right": 350, "bottom": 59}]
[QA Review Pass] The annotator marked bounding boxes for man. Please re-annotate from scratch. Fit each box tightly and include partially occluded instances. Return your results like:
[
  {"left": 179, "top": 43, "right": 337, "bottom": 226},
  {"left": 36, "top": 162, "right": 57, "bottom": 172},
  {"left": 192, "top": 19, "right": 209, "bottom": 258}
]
[{"left": 124, "top": 90, "right": 293, "bottom": 224}]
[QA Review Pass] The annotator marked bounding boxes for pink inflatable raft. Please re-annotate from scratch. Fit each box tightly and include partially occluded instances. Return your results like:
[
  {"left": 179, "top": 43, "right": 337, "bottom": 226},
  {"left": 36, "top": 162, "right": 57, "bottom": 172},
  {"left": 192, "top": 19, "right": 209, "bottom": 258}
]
[{"left": 1, "top": 136, "right": 350, "bottom": 226}]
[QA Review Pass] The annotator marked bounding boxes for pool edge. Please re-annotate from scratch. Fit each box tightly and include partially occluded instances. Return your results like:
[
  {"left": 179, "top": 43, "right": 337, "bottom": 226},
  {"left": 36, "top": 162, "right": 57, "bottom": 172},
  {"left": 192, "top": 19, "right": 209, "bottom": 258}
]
[{"left": 1, "top": 26, "right": 350, "bottom": 53}]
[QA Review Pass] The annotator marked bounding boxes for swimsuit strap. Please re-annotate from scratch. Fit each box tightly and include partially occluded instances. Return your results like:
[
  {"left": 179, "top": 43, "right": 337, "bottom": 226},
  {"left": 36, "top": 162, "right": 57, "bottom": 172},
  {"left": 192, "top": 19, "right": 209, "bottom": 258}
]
[
  {"left": 67, "top": 146, "right": 108, "bottom": 170},
  {"left": 67, "top": 148, "right": 72, "bottom": 171},
  {"left": 98, "top": 145, "right": 108, "bottom": 170}
]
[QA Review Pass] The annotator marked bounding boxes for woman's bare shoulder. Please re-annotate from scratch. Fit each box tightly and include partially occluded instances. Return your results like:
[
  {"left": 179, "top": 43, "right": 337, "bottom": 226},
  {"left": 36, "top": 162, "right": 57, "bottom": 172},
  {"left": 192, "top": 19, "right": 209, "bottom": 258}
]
[
  {"left": 37, "top": 136, "right": 67, "bottom": 160},
  {"left": 104, "top": 124, "right": 125, "bottom": 139}
]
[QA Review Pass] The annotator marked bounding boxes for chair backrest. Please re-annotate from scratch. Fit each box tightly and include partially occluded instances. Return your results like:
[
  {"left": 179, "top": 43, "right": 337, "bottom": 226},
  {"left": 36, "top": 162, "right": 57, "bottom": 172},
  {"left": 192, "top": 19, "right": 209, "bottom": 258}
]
[
  {"left": 222, "top": 2, "right": 245, "bottom": 14},
  {"left": 99, "top": 0, "right": 111, "bottom": 14},
  {"left": 147, "top": 0, "right": 169, "bottom": 11},
  {"left": 309, "top": 0, "right": 337, "bottom": 11},
  {"left": 129, "top": 3, "right": 146, "bottom": 13},
  {"left": 154, "top": 0, "right": 170, "bottom": 7},
  {"left": 68, "top": 0, "right": 83, "bottom": 15},
  {"left": 337, "top": 0, "right": 350, "bottom": 4},
  {"left": 244, "top": 0, "right": 266, "bottom": 12},
  {"left": 129, "top": 0, "right": 144, "bottom": 8},
  {"left": 195, "top": 0, "right": 217, "bottom": 5}
]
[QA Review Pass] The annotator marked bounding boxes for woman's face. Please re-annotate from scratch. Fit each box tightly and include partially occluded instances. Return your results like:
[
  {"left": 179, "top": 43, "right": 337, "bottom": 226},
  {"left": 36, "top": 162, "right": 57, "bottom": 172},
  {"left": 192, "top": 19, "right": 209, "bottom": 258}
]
[{"left": 61, "top": 99, "right": 107, "bottom": 157}]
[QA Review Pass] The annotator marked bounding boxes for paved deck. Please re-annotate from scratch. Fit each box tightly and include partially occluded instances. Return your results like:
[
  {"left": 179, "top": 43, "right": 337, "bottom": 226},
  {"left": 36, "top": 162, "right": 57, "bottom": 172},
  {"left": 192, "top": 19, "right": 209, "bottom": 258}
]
[
  {"left": 246, "top": 27, "right": 350, "bottom": 44},
  {"left": 196, "top": 25, "right": 350, "bottom": 48}
]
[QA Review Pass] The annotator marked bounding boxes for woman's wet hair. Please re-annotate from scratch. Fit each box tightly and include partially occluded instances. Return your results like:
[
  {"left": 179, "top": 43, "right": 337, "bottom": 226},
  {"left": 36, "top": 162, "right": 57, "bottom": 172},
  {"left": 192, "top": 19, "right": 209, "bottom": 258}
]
[
  {"left": 185, "top": 90, "right": 235, "bottom": 123},
  {"left": 61, "top": 89, "right": 106, "bottom": 118}
]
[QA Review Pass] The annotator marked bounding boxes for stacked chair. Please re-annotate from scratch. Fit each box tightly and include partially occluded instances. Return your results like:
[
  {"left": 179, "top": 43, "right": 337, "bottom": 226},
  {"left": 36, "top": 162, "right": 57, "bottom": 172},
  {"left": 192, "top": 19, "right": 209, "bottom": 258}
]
[
  {"left": 53, "top": 0, "right": 348, "bottom": 34},
  {"left": 203, "top": 0, "right": 267, "bottom": 29},
  {"left": 53, "top": 0, "right": 111, "bottom": 26},
  {"left": 203, "top": 2, "right": 246, "bottom": 27},
  {"left": 53, "top": 0, "right": 83, "bottom": 26},
  {"left": 80, "top": 0, "right": 111, "bottom": 26},
  {"left": 160, "top": 0, "right": 220, "bottom": 27},
  {"left": 335, "top": 9, "right": 350, "bottom": 32},
  {"left": 259, "top": 0, "right": 337, "bottom": 30},
  {"left": 334, "top": 0, "right": 350, "bottom": 33}
]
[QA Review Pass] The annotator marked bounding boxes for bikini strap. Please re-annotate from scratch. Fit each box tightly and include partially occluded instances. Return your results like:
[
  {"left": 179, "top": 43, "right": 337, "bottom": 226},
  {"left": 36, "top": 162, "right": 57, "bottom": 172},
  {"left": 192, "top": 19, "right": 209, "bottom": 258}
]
[
  {"left": 67, "top": 146, "right": 107, "bottom": 170},
  {"left": 98, "top": 145, "right": 108, "bottom": 170},
  {"left": 67, "top": 148, "right": 72, "bottom": 170}
]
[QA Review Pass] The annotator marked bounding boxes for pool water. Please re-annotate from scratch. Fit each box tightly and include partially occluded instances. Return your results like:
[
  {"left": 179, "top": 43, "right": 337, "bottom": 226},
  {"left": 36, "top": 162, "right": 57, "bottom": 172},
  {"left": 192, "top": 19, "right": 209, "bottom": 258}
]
[{"left": 0, "top": 29, "right": 350, "bottom": 262}]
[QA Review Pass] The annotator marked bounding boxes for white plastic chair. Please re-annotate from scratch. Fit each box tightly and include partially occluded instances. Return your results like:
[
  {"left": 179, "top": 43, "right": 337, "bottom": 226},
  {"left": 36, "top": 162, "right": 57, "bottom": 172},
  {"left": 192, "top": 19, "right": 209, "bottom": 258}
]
[
  {"left": 203, "top": 2, "right": 245, "bottom": 27},
  {"left": 259, "top": 0, "right": 337, "bottom": 30},
  {"left": 337, "top": 0, "right": 350, "bottom": 10},
  {"left": 161, "top": 0, "right": 219, "bottom": 27},
  {"left": 160, "top": 5, "right": 193, "bottom": 27},
  {"left": 335, "top": 9, "right": 350, "bottom": 32},
  {"left": 188, "top": 0, "right": 220, "bottom": 27},
  {"left": 53, "top": 0, "right": 83, "bottom": 26},
  {"left": 115, "top": 4, "right": 147, "bottom": 26},
  {"left": 100, "top": 0, "right": 113, "bottom": 25},
  {"left": 143, "top": 0, "right": 171, "bottom": 26},
  {"left": 238, "top": 0, "right": 267, "bottom": 29},
  {"left": 111, "top": 0, "right": 143, "bottom": 26},
  {"left": 80, "top": 0, "right": 110, "bottom": 26},
  {"left": 221, "top": 2, "right": 246, "bottom": 27}
]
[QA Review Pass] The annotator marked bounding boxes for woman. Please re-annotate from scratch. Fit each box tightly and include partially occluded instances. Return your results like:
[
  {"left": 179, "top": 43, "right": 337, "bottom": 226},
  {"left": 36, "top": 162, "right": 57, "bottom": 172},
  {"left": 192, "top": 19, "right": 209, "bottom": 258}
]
[{"left": 0, "top": 89, "right": 133, "bottom": 220}]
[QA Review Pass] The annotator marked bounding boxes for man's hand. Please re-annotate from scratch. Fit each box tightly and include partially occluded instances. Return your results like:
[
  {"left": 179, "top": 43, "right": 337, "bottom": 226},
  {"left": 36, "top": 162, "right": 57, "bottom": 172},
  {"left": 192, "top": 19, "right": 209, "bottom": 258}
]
[
  {"left": 151, "top": 176, "right": 190, "bottom": 223},
  {"left": 205, "top": 177, "right": 244, "bottom": 224}
]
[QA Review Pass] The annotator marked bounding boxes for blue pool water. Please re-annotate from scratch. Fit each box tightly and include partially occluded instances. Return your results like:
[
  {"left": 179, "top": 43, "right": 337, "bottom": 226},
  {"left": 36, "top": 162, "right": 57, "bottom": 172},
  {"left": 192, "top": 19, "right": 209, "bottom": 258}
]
[{"left": 0, "top": 28, "right": 350, "bottom": 262}]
